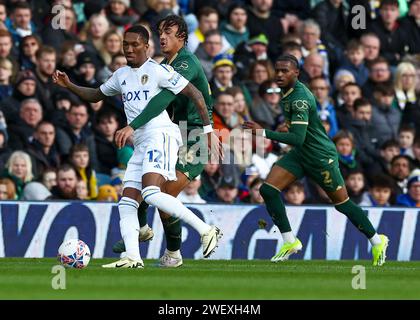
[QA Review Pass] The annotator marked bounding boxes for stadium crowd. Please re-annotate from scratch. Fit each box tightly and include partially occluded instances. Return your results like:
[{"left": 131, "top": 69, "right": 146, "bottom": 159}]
[{"left": 0, "top": 0, "right": 419, "bottom": 207}]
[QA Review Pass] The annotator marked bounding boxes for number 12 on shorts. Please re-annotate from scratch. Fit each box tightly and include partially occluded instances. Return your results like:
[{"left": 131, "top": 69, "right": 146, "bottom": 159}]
[{"left": 147, "top": 150, "right": 162, "bottom": 163}]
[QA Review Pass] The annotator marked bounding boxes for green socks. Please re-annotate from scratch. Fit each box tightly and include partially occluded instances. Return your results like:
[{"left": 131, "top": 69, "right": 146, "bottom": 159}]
[
  {"left": 335, "top": 199, "right": 376, "bottom": 238},
  {"left": 137, "top": 201, "right": 182, "bottom": 251},
  {"left": 259, "top": 183, "right": 292, "bottom": 233}
]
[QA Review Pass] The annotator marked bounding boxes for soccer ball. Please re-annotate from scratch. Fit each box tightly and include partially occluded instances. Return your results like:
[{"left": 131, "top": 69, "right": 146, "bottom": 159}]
[{"left": 57, "top": 239, "right": 91, "bottom": 269}]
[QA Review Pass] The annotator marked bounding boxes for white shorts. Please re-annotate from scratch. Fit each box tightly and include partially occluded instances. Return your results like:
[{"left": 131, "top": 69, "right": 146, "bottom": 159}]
[{"left": 123, "top": 131, "right": 181, "bottom": 191}]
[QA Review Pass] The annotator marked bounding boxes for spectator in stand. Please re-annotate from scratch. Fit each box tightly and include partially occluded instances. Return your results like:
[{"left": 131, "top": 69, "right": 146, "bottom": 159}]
[
  {"left": 188, "top": 6, "right": 231, "bottom": 54},
  {"left": 336, "top": 82, "right": 362, "bottom": 130},
  {"left": 19, "top": 35, "right": 40, "bottom": 71},
  {"left": 199, "top": 163, "right": 221, "bottom": 199},
  {"left": 74, "top": 51, "right": 100, "bottom": 89},
  {"left": 212, "top": 91, "right": 238, "bottom": 142},
  {"left": 394, "top": 61, "right": 417, "bottom": 112},
  {"left": 299, "top": 53, "right": 325, "bottom": 85},
  {"left": 249, "top": 136, "right": 278, "bottom": 179},
  {"left": 243, "top": 58, "right": 274, "bottom": 99},
  {"left": 284, "top": 181, "right": 306, "bottom": 205},
  {"left": 371, "top": 83, "right": 401, "bottom": 146},
  {"left": 7, "top": 98, "right": 43, "bottom": 150},
  {"left": 220, "top": 3, "right": 249, "bottom": 49},
  {"left": 177, "top": 175, "right": 206, "bottom": 204},
  {"left": 338, "top": 39, "right": 369, "bottom": 87},
  {"left": 0, "top": 177, "right": 16, "bottom": 200},
  {"left": 206, "top": 174, "right": 240, "bottom": 204},
  {"left": 41, "top": 168, "right": 57, "bottom": 191},
  {"left": 99, "top": 30, "right": 124, "bottom": 67},
  {"left": 312, "top": 0, "right": 349, "bottom": 72},
  {"left": 48, "top": 164, "right": 78, "bottom": 200},
  {"left": 347, "top": 98, "right": 381, "bottom": 171},
  {"left": 300, "top": 19, "right": 329, "bottom": 78},
  {"left": 362, "top": 56, "right": 392, "bottom": 102},
  {"left": 246, "top": 0, "right": 283, "bottom": 60},
  {"left": 360, "top": 33, "right": 381, "bottom": 66},
  {"left": 105, "top": 0, "right": 139, "bottom": 32},
  {"left": 0, "top": 125, "right": 11, "bottom": 170},
  {"left": 21, "top": 181, "right": 51, "bottom": 200},
  {"left": 195, "top": 30, "right": 224, "bottom": 80},
  {"left": 333, "top": 130, "right": 363, "bottom": 179},
  {"left": 0, "top": 57, "right": 13, "bottom": 100},
  {"left": 56, "top": 42, "right": 79, "bottom": 83},
  {"left": 360, "top": 174, "right": 395, "bottom": 207},
  {"left": 5, "top": 2, "right": 35, "bottom": 49},
  {"left": 2, "top": 150, "right": 33, "bottom": 199},
  {"left": 27, "top": 121, "right": 60, "bottom": 179},
  {"left": 250, "top": 80, "right": 283, "bottom": 130},
  {"left": 0, "top": 30, "right": 17, "bottom": 69},
  {"left": 34, "top": 46, "right": 57, "bottom": 111},
  {"left": 70, "top": 143, "right": 98, "bottom": 200},
  {"left": 413, "top": 136, "right": 420, "bottom": 168},
  {"left": 398, "top": 125, "right": 416, "bottom": 159},
  {"left": 41, "top": 5, "right": 78, "bottom": 49},
  {"left": 242, "top": 177, "right": 264, "bottom": 204},
  {"left": 345, "top": 169, "right": 367, "bottom": 204},
  {"left": 234, "top": 34, "right": 270, "bottom": 81},
  {"left": 396, "top": 169, "right": 420, "bottom": 207},
  {"left": 76, "top": 178, "right": 89, "bottom": 200},
  {"left": 310, "top": 76, "right": 339, "bottom": 138},
  {"left": 226, "top": 86, "right": 252, "bottom": 126},
  {"left": 55, "top": 101, "right": 99, "bottom": 170},
  {"left": 367, "top": 0, "right": 407, "bottom": 66},
  {"left": 400, "top": 0, "right": 420, "bottom": 54},
  {"left": 389, "top": 154, "right": 414, "bottom": 196},
  {"left": 368, "top": 139, "right": 400, "bottom": 178},
  {"left": 332, "top": 69, "right": 356, "bottom": 107},
  {"left": 95, "top": 109, "right": 119, "bottom": 175},
  {"left": 98, "top": 52, "right": 127, "bottom": 83}
]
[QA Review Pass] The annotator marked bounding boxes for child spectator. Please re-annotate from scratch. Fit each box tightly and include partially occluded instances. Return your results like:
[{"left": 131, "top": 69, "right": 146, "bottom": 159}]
[
  {"left": 396, "top": 169, "right": 420, "bottom": 207},
  {"left": 0, "top": 177, "right": 16, "bottom": 200},
  {"left": 97, "top": 184, "right": 118, "bottom": 202},
  {"left": 95, "top": 109, "right": 119, "bottom": 175},
  {"left": 284, "top": 181, "right": 306, "bottom": 205},
  {"left": 242, "top": 177, "right": 264, "bottom": 204},
  {"left": 76, "top": 178, "right": 89, "bottom": 200},
  {"left": 178, "top": 176, "right": 206, "bottom": 204},
  {"left": 413, "top": 136, "right": 420, "bottom": 168},
  {"left": 41, "top": 168, "right": 57, "bottom": 191},
  {"left": 369, "top": 139, "right": 401, "bottom": 178},
  {"left": 333, "top": 69, "right": 356, "bottom": 106},
  {"left": 345, "top": 169, "right": 366, "bottom": 205},
  {"left": 0, "top": 125, "right": 11, "bottom": 170},
  {"left": 333, "top": 130, "right": 362, "bottom": 178},
  {"left": 19, "top": 35, "right": 40, "bottom": 71},
  {"left": 70, "top": 144, "right": 98, "bottom": 200},
  {"left": 338, "top": 39, "right": 369, "bottom": 86},
  {"left": 336, "top": 82, "right": 362, "bottom": 130},
  {"left": 0, "top": 57, "right": 13, "bottom": 100},
  {"left": 360, "top": 174, "right": 394, "bottom": 206},
  {"left": 398, "top": 125, "right": 416, "bottom": 158},
  {"left": 226, "top": 86, "right": 252, "bottom": 125}
]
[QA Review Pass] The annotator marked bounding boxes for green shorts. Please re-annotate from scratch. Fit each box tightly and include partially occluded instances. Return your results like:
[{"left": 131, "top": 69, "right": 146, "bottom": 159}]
[
  {"left": 275, "top": 149, "right": 345, "bottom": 193},
  {"left": 176, "top": 135, "right": 206, "bottom": 180}
]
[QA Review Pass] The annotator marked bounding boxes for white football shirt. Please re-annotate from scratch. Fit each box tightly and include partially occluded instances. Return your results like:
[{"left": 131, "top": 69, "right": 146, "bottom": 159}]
[{"left": 100, "top": 58, "right": 189, "bottom": 144}]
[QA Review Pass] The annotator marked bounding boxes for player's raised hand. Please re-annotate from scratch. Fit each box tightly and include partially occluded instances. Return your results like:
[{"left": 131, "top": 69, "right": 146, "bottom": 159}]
[
  {"left": 115, "top": 125, "right": 134, "bottom": 149},
  {"left": 242, "top": 121, "right": 263, "bottom": 135},
  {"left": 52, "top": 70, "right": 71, "bottom": 88},
  {"left": 207, "top": 131, "right": 224, "bottom": 162}
]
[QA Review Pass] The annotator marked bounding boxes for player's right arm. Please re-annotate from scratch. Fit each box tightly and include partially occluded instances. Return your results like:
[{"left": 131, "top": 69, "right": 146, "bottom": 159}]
[{"left": 53, "top": 70, "right": 105, "bottom": 102}]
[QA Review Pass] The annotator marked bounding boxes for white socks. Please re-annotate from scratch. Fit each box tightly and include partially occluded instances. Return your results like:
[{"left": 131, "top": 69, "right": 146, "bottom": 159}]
[
  {"left": 369, "top": 233, "right": 382, "bottom": 246},
  {"left": 118, "top": 197, "right": 141, "bottom": 261},
  {"left": 141, "top": 186, "right": 211, "bottom": 235},
  {"left": 281, "top": 232, "right": 296, "bottom": 244}
]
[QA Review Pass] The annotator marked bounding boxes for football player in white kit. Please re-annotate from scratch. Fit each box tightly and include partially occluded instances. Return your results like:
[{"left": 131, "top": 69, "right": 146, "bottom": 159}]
[{"left": 53, "top": 25, "right": 221, "bottom": 268}]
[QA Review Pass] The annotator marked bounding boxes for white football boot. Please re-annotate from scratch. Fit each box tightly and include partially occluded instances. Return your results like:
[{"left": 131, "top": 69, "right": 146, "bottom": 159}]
[
  {"left": 159, "top": 250, "right": 183, "bottom": 268},
  {"left": 102, "top": 257, "right": 144, "bottom": 269},
  {"left": 201, "top": 226, "right": 222, "bottom": 258}
]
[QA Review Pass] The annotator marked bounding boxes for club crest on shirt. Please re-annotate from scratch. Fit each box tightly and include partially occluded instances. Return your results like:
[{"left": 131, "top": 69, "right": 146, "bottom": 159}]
[
  {"left": 141, "top": 74, "right": 148, "bottom": 85},
  {"left": 174, "top": 60, "right": 189, "bottom": 70}
]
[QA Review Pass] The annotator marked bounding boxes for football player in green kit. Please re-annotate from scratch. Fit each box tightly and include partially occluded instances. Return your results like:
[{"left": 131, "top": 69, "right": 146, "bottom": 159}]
[
  {"left": 243, "top": 55, "right": 389, "bottom": 266},
  {"left": 113, "top": 15, "right": 221, "bottom": 267}
]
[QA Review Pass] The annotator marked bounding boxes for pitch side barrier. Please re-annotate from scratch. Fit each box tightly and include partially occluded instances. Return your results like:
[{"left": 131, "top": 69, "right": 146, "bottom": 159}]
[{"left": 0, "top": 201, "right": 419, "bottom": 260}]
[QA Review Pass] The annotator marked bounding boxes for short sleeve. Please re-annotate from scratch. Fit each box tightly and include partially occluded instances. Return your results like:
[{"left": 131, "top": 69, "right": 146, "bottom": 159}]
[
  {"left": 290, "top": 99, "right": 310, "bottom": 125},
  {"left": 173, "top": 59, "right": 196, "bottom": 81},
  {"left": 100, "top": 71, "right": 121, "bottom": 96},
  {"left": 157, "top": 64, "right": 189, "bottom": 95}
]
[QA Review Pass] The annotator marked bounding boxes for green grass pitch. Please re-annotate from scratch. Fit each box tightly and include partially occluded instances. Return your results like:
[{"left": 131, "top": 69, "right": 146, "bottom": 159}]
[{"left": 0, "top": 258, "right": 419, "bottom": 299}]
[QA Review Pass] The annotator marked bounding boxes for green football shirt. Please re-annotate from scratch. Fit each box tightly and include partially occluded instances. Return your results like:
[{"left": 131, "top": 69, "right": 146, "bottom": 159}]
[
  {"left": 163, "top": 47, "right": 213, "bottom": 129},
  {"left": 272, "top": 80, "right": 338, "bottom": 166}
]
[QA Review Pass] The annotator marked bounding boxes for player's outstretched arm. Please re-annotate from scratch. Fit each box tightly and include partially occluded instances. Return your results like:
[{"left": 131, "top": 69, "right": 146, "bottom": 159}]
[
  {"left": 53, "top": 70, "right": 105, "bottom": 103},
  {"left": 243, "top": 121, "right": 307, "bottom": 147}
]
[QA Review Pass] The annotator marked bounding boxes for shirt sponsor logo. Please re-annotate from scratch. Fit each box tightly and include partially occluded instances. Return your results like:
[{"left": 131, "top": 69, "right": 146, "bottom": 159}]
[
  {"left": 169, "top": 73, "right": 182, "bottom": 86},
  {"left": 292, "top": 100, "right": 310, "bottom": 111},
  {"left": 122, "top": 90, "right": 150, "bottom": 102}
]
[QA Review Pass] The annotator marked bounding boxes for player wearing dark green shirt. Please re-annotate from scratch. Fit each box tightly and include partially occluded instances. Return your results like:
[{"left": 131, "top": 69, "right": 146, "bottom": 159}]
[
  {"left": 112, "top": 15, "right": 221, "bottom": 267},
  {"left": 244, "top": 55, "right": 389, "bottom": 266}
]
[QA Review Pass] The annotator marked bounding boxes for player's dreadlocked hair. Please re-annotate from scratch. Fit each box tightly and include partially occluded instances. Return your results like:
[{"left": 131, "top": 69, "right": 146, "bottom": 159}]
[
  {"left": 157, "top": 15, "right": 189, "bottom": 45},
  {"left": 276, "top": 54, "right": 300, "bottom": 70}
]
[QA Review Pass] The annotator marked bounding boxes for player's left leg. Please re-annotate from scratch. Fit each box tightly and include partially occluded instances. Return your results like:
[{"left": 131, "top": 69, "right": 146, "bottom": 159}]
[{"left": 310, "top": 162, "right": 389, "bottom": 266}]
